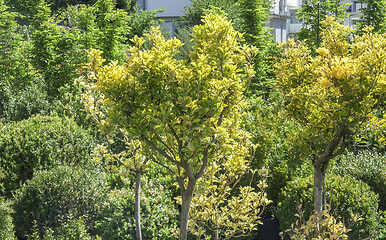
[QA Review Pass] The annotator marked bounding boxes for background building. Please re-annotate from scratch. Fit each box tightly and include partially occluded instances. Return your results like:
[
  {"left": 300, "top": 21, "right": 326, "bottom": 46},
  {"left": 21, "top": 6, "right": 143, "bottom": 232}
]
[
  {"left": 137, "top": 0, "right": 191, "bottom": 34},
  {"left": 137, "top": 0, "right": 364, "bottom": 42}
]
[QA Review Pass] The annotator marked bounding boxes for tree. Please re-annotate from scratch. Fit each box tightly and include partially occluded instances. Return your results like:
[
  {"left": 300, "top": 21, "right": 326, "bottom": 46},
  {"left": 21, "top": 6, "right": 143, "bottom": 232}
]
[
  {"left": 82, "top": 12, "right": 258, "bottom": 240},
  {"left": 275, "top": 17, "right": 386, "bottom": 215},
  {"left": 357, "top": 0, "right": 386, "bottom": 33},
  {"left": 296, "top": 0, "right": 349, "bottom": 51}
]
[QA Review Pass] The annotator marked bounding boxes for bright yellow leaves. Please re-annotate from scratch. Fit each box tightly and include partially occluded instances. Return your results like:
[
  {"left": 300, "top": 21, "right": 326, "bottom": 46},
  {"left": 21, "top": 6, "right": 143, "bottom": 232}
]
[{"left": 276, "top": 16, "right": 386, "bottom": 145}]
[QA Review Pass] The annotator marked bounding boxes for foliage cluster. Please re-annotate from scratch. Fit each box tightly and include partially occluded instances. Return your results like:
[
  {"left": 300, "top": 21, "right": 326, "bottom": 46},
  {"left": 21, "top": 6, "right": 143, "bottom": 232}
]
[
  {"left": 180, "top": 0, "right": 279, "bottom": 97},
  {"left": 0, "top": 0, "right": 160, "bottom": 125},
  {"left": 277, "top": 174, "right": 380, "bottom": 239},
  {"left": 332, "top": 151, "right": 386, "bottom": 210},
  {"left": 13, "top": 165, "right": 108, "bottom": 239},
  {"left": 296, "top": 0, "right": 349, "bottom": 50},
  {"left": 286, "top": 204, "right": 359, "bottom": 240},
  {"left": 94, "top": 175, "right": 178, "bottom": 240},
  {"left": 0, "top": 115, "right": 96, "bottom": 197},
  {"left": 0, "top": 0, "right": 385, "bottom": 239},
  {"left": 0, "top": 198, "right": 15, "bottom": 240}
]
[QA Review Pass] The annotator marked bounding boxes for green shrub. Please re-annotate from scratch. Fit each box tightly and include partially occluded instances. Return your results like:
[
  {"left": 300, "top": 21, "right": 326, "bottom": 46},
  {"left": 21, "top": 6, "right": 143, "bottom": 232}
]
[
  {"left": 13, "top": 165, "right": 108, "bottom": 240},
  {"left": 332, "top": 151, "right": 386, "bottom": 210},
  {"left": 277, "top": 174, "right": 380, "bottom": 239},
  {"left": 0, "top": 115, "right": 96, "bottom": 197},
  {"left": 94, "top": 175, "right": 178, "bottom": 240},
  {"left": 243, "top": 96, "right": 303, "bottom": 215},
  {"left": 28, "top": 215, "right": 93, "bottom": 240},
  {"left": 3, "top": 77, "right": 49, "bottom": 122},
  {"left": 286, "top": 205, "right": 357, "bottom": 240},
  {"left": 0, "top": 198, "right": 15, "bottom": 240}
]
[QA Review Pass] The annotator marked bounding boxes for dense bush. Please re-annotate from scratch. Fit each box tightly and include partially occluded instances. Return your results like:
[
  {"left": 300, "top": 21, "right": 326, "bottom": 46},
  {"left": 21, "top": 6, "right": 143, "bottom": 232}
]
[
  {"left": 277, "top": 174, "right": 380, "bottom": 239},
  {"left": 2, "top": 77, "right": 49, "bottom": 122},
  {"left": 331, "top": 151, "right": 386, "bottom": 210},
  {"left": 0, "top": 115, "right": 96, "bottom": 197},
  {"left": 0, "top": 198, "right": 15, "bottom": 240},
  {"left": 13, "top": 165, "right": 108, "bottom": 240},
  {"left": 94, "top": 174, "right": 178, "bottom": 240},
  {"left": 243, "top": 96, "right": 302, "bottom": 215},
  {"left": 28, "top": 215, "right": 93, "bottom": 240}
]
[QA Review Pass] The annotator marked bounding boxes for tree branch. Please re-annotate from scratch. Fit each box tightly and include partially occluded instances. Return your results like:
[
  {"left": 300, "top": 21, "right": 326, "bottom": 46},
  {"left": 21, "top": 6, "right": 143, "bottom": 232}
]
[
  {"left": 141, "top": 136, "right": 181, "bottom": 167},
  {"left": 194, "top": 145, "right": 211, "bottom": 180},
  {"left": 149, "top": 155, "right": 175, "bottom": 175},
  {"left": 315, "top": 124, "right": 347, "bottom": 166}
]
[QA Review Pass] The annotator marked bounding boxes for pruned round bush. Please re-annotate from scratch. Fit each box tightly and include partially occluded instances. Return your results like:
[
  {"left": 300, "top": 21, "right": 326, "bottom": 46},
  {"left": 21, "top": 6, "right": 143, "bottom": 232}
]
[
  {"left": 332, "top": 151, "right": 386, "bottom": 211},
  {"left": 0, "top": 114, "right": 96, "bottom": 197},
  {"left": 12, "top": 165, "right": 108, "bottom": 240},
  {"left": 277, "top": 174, "right": 380, "bottom": 239}
]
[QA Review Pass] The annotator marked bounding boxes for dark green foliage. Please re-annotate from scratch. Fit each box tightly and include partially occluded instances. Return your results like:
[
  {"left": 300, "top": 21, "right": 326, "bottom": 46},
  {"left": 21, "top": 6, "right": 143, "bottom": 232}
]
[
  {"left": 296, "top": 0, "right": 349, "bottom": 50},
  {"left": 180, "top": 0, "right": 238, "bottom": 27},
  {"left": 0, "top": 1, "right": 37, "bottom": 119},
  {"left": 29, "top": 1, "right": 87, "bottom": 99},
  {"left": 243, "top": 96, "right": 302, "bottom": 214},
  {"left": 28, "top": 215, "right": 93, "bottom": 240},
  {"left": 13, "top": 165, "right": 108, "bottom": 240},
  {"left": 3, "top": 77, "right": 49, "bottom": 122},
  {"left": 358, "top": 0, "right": 386, "bottom": 33},
  {"left": 3, "top": 0, "right": 159, "bottom": 103},
  {"left": 277, "top": 174, "right": 380, "bottom": 239},
  {"left": 181, "top": 0, "right": 273, "bottom": 47},
  {"left": 0, "top": 115, "right": 96, "bottom": 197},
  {"left": 0, "top": 198, "right": 15, "bottom": 240},
  {"left": 5, "top": 0, "right": 136, "bottom": 15},
  {"left": 94, "top": 174, "right": 178, "bottom": 240},
  {"left": 332, "top": 151, "right": 386, "bottom": 210}
]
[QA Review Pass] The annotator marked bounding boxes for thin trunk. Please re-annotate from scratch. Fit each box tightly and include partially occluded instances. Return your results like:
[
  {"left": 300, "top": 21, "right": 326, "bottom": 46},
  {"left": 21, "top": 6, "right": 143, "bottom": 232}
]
[
  {"left": 179, "top": 179, "right": 196, "bottom": 240},
  {"left": 313, "top": 163, "right": 327, "bottom": 213},
  {"left": 213, "top": 229, "right": 219, "bottom": 240},
  {"left": 135, "top": 170, "right": 142, "bottom": 240}
]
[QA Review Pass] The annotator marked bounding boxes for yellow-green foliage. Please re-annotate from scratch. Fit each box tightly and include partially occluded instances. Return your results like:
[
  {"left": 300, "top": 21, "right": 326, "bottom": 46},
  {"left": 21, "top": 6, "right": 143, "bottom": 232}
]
[
  {"left": 80, "top": 12, "right": 257, "bottom": 183},
  {"left": 189, "top": 169, "right": 271, "bottom": 239},
  {"left": 276, "top": 17, "right": 386, "bottom": 149},
  {"left": 80, "top": 12, "right": 263, "bottom": 239},
  {"left": 286, "top": 205, "right": 361, "bottom": 240}
]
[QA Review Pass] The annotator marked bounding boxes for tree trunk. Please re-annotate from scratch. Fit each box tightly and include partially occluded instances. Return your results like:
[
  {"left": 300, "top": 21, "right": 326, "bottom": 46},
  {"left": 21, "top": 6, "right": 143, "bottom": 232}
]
[
  {"left": 135, "top": 170, "right": 142, "bottom": 240},
  {"left": 179, "top": 179, "right": 196, "bottom": 240},
  {"left": 213, "top": 229, "right": 219, "bottom": 240},
  {"left": 313, "top": 164, "right": 326, "bottom": 213}
]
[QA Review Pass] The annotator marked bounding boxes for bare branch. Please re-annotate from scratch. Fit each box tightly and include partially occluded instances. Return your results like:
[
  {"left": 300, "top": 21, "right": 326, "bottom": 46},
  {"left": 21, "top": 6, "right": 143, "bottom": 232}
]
[{"left": 141, "top": 136, "right": 181, "bottom": 166}]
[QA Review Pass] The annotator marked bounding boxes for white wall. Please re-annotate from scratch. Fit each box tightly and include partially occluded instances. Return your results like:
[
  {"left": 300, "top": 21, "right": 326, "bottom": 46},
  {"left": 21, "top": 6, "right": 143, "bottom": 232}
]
[{"left": 144, "top": 0, "right": 191, "bottom": 17}]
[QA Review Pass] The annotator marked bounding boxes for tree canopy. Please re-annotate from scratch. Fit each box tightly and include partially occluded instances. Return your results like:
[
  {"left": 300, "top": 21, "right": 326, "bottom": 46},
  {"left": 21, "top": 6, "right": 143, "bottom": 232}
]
[{"left": 276, "top": 16, "right": 386, "bottom": 212}]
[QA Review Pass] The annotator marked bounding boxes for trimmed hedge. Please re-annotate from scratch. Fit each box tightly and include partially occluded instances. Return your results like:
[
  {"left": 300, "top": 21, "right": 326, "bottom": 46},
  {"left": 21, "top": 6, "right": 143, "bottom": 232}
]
[
  {"left": 332, "top": 151, "right": 386, "bottom": 210},
  {"left": 13, "top": 165, "right": 108, "bottom": 240},
  {"left": 0, "top": 114, "right": 96, "bottom": 197}
]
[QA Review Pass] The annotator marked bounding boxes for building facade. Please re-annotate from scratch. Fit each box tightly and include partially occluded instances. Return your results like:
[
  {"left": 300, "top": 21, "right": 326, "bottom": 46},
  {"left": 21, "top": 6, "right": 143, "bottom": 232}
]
[
  {"left": 137, "top": 0, "right": 191, "bottom": 35},
  {"left": 137, "top": 0, "right": 365, "bottom": 42}
]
